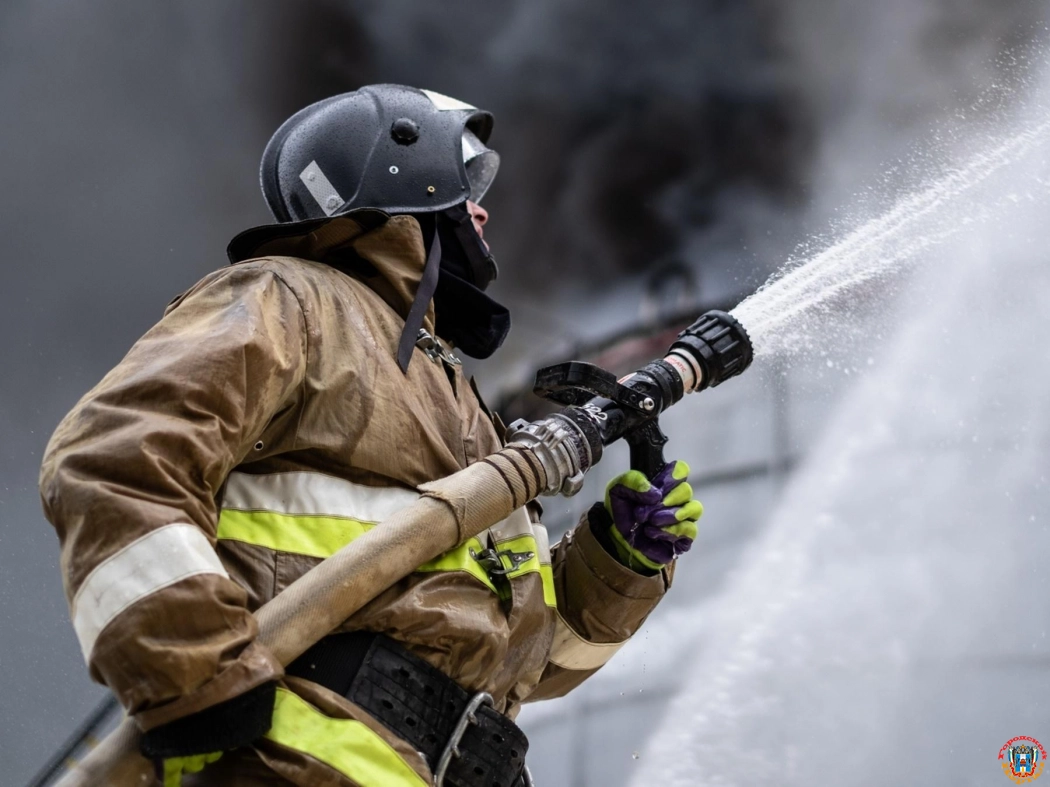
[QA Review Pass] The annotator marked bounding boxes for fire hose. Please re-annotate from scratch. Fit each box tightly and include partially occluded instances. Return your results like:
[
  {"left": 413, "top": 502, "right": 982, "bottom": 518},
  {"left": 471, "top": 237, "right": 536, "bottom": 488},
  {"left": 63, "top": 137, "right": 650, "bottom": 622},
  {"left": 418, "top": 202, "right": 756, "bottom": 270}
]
[{"left": 52, "top": 310, "right": 752, "bottom": 787}]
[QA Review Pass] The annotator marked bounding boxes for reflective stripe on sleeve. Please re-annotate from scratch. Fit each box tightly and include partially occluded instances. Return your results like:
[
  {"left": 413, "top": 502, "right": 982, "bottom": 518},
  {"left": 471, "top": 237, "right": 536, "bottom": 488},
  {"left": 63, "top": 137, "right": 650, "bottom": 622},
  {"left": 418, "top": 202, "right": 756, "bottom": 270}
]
[
  {"left": 530, "top": 522, "right": 552, "bottom": 565},
  {"left": 486, "top": 506, "right": 533, "bottom": 544},
  {"left": 266, "top": 688, "right": 428, "bottom": 787},
  {"left": 71, "top": 523, "right": 228, "bottom": 662},
  {"left": 547, "top": 609, "right": 628, "bottom": 671}
]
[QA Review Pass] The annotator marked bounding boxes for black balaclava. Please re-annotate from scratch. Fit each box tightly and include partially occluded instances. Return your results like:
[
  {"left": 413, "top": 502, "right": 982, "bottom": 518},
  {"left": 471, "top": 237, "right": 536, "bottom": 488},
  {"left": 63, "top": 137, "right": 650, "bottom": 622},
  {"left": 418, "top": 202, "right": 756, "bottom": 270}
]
[
  {"left": 406, "top": 206, "right": 510, "bottom": 363},
  {"left": 433, "top": 206, "right": 510, "bottom": 359}
]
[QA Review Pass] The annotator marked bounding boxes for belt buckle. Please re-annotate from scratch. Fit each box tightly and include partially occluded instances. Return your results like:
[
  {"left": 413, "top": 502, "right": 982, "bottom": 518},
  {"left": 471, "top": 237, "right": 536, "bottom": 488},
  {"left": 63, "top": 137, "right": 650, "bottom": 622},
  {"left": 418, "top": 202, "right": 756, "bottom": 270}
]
[{"left": 433, "top": 691, "right": 494, "bottom": 787}]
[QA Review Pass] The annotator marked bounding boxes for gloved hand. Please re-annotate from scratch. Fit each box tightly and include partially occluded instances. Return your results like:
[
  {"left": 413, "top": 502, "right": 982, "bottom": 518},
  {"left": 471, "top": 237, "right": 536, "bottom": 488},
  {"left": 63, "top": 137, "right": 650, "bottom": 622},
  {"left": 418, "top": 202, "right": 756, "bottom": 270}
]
[
  {"left": 140, "top": 681, "right": 276, "bottom": 787},
  {"left": 605, "top": 460, "right": 702, "bottom": 571},
  {"left": 158, "top": 753, "right": 223, "bottom": 787}
]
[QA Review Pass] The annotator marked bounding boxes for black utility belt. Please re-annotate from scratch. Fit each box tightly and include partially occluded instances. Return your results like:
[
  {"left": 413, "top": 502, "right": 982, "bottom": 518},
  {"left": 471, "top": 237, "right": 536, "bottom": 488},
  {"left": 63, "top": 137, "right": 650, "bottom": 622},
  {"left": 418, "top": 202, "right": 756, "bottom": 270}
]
[{"left": 287, "top": 632, "right": 530, "bottom": 787}]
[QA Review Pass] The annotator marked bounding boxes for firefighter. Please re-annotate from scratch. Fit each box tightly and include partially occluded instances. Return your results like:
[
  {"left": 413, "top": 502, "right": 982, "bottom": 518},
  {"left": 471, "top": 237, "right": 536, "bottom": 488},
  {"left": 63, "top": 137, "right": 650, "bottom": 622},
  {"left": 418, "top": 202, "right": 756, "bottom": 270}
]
[{"left": 40, "top": 85, "right": 702, "bottom": 786}]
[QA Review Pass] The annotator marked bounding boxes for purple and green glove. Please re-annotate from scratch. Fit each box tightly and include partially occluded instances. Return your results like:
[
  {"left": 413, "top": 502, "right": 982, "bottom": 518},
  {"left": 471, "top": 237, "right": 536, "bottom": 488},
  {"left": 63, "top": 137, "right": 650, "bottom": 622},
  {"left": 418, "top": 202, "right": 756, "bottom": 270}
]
[{"left": 605, "top": 460, "right": 702, "bottom": 572}]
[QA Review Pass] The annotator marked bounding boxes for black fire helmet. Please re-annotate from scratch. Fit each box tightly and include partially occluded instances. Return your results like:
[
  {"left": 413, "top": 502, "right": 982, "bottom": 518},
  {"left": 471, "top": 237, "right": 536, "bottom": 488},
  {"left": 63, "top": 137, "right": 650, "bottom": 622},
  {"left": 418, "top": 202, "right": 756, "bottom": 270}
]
[{"left": 246, "top": 84, "right": 507, "bottom": 370}]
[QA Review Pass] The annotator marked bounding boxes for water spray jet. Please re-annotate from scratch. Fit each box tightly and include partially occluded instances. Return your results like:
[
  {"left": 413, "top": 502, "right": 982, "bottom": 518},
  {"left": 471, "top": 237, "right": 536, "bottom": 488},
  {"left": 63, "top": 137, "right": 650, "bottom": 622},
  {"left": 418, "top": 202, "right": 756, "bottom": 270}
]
[
  {"left": 731, "top": 116, "right": 1050, "bottom": 359},
  {"left": 514, "top": 108, "right": 1050, "bottom": 487}
]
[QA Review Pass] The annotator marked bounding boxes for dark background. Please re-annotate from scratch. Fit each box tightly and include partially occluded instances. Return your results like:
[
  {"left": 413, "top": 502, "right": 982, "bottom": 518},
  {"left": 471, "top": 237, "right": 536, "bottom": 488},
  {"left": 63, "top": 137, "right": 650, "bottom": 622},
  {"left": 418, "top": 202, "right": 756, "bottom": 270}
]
[{"left": 1, "top": 1, "right": 1043, "bottom": 783}]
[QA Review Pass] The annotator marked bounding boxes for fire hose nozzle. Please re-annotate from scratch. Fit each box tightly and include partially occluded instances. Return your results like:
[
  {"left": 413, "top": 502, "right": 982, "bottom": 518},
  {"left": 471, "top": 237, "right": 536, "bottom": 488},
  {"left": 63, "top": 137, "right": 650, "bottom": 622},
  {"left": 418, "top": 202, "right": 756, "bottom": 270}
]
[
  {"left": 667, "top": 309, "right": 754, "bottom": 392},
  {"left": 523, "top": 308, "right": 755, "bottom": 491}
]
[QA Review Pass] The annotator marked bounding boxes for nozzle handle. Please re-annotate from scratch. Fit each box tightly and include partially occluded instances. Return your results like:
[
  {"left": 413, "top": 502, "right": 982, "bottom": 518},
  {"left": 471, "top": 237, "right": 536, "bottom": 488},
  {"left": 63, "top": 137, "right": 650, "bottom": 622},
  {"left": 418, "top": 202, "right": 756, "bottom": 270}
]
[{"left": 624, "top": 419, "right": 669, "bottom": 480}]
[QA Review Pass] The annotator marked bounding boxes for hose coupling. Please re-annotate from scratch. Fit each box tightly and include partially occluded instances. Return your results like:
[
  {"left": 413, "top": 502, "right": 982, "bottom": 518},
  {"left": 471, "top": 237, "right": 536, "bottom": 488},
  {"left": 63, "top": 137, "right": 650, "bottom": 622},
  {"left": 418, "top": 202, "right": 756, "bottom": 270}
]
[{"left": 506, "top": 413, "right": 597, "bottom": 497}]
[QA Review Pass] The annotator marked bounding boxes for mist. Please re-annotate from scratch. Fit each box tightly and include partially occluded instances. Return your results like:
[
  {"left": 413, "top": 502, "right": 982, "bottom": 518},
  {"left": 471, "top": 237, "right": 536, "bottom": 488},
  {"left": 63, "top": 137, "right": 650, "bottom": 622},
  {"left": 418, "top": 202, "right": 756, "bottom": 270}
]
[{"left": 633, "top": 62, "right": 1050, "bottom": 785}]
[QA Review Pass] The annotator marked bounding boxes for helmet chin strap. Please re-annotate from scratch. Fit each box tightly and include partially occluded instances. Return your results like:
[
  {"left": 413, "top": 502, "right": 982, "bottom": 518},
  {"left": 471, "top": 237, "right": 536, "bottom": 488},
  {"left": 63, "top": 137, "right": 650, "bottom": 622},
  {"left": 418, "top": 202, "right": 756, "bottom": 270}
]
[{"left": 396, "top": 228, "right": 442, "bottom": 373}]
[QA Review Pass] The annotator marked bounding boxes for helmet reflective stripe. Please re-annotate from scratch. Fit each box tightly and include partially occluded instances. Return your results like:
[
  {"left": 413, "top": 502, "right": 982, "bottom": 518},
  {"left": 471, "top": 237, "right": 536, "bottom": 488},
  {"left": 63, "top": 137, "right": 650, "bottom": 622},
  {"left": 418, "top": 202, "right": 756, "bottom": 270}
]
[
  {"left": 420, "top": 88, "right": 475, "bottom": 111},
  {"left": 462, "top": 129, "right": 500, "bottom": 203},
  {"left": 299, "top": 160, "right": 345, "bottom": 217}
]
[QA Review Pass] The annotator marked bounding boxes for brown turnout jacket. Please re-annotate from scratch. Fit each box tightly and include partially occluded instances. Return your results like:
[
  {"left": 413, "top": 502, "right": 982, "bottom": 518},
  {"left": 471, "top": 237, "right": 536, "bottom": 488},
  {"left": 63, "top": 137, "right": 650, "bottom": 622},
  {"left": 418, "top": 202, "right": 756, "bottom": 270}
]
[{"left": 40, "top": 214, "right": 672, "bottom": 785}]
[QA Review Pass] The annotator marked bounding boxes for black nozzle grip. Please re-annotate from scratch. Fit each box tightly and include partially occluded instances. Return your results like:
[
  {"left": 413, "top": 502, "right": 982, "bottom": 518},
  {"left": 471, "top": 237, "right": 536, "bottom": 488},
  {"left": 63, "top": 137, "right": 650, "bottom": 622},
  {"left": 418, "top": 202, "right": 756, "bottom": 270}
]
[
  {"left": 670, "top": 309, "right": 754, "bottom": 390},
  {"left": 624, "top": 420, "right": 669, "bottom": 480}
]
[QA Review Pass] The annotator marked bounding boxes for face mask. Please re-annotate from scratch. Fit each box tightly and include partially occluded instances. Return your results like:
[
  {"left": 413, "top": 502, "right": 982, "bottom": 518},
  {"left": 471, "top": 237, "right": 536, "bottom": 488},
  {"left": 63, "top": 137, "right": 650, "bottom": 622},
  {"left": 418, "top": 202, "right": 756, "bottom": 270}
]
[
  {"left": 432, "top": 266, "right": 511, "bottom": 359},
  {"left": 426, "top": 204, "right": 509, "bottom": 358}
]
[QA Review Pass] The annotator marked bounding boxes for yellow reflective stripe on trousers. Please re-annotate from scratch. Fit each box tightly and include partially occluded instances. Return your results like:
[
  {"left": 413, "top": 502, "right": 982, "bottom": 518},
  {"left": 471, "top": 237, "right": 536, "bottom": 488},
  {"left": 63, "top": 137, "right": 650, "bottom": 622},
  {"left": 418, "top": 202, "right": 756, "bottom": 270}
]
[
  {"left": 414, "top": 536, "right": 498, "bottom": 592},
  {"left": 266, "top": 688, "right": 427, "bottom": 787}
]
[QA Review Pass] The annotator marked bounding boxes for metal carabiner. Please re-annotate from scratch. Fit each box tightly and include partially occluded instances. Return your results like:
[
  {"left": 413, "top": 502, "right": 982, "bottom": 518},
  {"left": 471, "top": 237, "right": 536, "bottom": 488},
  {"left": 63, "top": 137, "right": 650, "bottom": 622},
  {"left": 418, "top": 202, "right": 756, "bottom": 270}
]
[{"left": 470, "top": 547, "right": 535, "bottom": 577}]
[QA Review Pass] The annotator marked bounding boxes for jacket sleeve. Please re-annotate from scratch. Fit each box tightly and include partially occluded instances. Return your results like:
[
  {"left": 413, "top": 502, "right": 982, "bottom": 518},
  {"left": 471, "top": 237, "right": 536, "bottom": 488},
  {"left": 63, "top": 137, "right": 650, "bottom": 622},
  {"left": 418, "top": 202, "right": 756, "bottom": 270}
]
[
  {"left": 39, "top": 263, "right": 307, "bottom": 733},
  {"left": 525, "top": 503, "right": 674, "bottom": 702}
]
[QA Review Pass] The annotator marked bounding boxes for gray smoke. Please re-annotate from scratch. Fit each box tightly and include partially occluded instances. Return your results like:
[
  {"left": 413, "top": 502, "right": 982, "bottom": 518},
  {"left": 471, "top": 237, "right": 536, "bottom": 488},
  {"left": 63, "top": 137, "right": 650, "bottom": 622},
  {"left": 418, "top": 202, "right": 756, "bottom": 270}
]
[{"left": 355, "top": 0, "right": 814, "bottom": 292}]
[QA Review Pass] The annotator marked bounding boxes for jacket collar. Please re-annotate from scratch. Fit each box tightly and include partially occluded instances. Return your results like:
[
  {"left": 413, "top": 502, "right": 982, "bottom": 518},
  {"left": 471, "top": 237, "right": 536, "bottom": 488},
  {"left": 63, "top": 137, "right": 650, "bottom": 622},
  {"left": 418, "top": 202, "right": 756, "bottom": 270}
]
[{"left": 227, "top": 210, "right": 435, "bottom": 333}]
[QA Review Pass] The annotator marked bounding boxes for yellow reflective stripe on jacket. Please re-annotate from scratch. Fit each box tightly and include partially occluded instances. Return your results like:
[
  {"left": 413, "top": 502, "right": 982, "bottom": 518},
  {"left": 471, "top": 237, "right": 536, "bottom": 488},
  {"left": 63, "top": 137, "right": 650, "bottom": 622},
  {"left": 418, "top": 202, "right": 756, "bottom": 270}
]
[
  {"left": 216, "top": 470, "right": 556, "bottom": 607},
  {"left": 217, "top": 510, "right": 373, "bottom": 560},
  {"left": 217, "top": 509, "right": 556, "bottom": 607},
  {"left": 217, "top": 510, "right": 501, "bottom": 593},
  {"left": 266, "top": 688, "right": 427, "bottom": 787},
  {"left": 216, "top": 512, "right": 554, "bottom": 608},
  {"left": 414, "top": 536, "right": 498, "bottom": 593},
  {"left": 496, "top": 534, "right": 557, "bottom": 608}
]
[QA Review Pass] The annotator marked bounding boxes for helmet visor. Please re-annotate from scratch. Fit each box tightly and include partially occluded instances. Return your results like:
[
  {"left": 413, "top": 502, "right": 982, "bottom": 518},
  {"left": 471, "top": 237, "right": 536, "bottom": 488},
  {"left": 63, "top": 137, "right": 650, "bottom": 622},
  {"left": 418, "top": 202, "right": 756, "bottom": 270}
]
[{"left": 462, "top": 129, "right": 500, "bottom": 203}]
